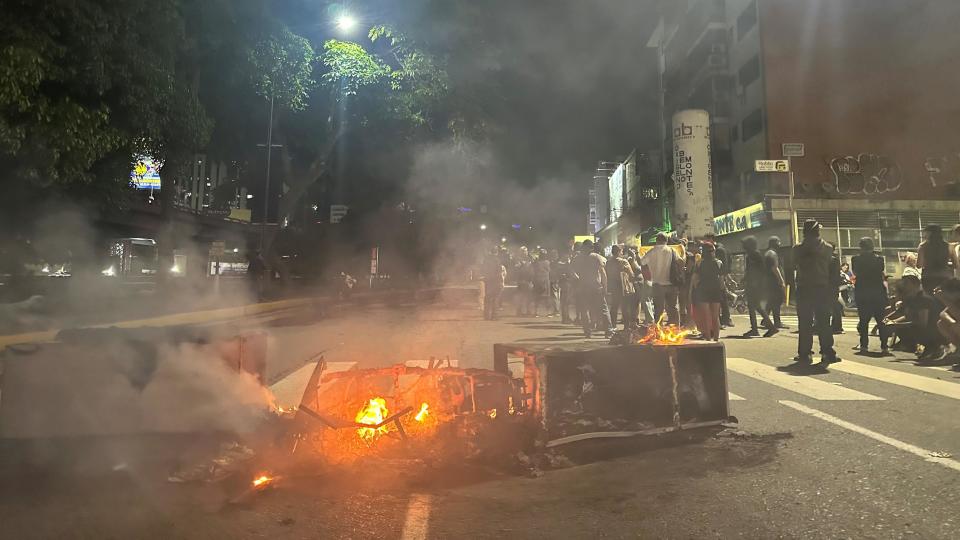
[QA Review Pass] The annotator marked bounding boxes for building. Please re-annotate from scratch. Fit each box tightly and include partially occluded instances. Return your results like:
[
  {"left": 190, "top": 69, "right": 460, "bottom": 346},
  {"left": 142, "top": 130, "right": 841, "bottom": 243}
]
[
  {"left": 591, "top": 151, "right": 663, "bottom": 251},
  {"left": 648, "top": 0, "right": 960, "bottom": 272}
]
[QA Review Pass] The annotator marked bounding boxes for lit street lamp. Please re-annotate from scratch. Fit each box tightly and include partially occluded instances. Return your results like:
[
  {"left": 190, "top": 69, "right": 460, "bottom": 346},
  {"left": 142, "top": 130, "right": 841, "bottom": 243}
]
[{"left": 480, "top": 224, "right": 487, "bottom": 231}]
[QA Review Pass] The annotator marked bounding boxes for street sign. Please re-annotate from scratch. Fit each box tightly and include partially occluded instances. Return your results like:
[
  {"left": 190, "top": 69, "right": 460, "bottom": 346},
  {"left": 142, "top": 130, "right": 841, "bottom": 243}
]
[
  {"left": 330, "top": 204, "right": 349, "bottom": 224},
  {"left": 755, "top": 159, "right": 790, "bottom": 173},
  {"left": 782, "top": 143, "right": 805, "bottom": 157}
]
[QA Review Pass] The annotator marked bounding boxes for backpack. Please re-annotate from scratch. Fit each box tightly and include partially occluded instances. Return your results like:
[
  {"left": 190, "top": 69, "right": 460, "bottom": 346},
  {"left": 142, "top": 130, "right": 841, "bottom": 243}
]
[{"left": 669, "top": 249, "right": 686, "bottom": 287}]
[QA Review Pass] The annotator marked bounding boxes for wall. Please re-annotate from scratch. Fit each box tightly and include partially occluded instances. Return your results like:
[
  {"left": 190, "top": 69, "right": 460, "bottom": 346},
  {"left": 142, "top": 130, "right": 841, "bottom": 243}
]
[{"left": 760, "top": 0, "right": 960, "bottom": 201}]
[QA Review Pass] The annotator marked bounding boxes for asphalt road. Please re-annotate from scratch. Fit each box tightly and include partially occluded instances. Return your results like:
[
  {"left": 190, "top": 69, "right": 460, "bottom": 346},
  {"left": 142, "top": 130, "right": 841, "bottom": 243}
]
[{"left": 1, "top": 301, "right": 958, "bottom": 539}]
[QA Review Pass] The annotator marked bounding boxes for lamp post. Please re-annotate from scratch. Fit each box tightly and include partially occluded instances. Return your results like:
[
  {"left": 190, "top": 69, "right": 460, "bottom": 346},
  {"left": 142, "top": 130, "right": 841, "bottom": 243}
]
[{"left": 257, "top": 95, "right": 283, "bottom": 251}]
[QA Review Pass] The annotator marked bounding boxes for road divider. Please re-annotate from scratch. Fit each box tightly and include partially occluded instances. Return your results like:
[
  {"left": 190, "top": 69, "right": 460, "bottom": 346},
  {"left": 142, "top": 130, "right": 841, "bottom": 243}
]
[{"left": 726, "top": 357, "right": 884, "bottom": 401}]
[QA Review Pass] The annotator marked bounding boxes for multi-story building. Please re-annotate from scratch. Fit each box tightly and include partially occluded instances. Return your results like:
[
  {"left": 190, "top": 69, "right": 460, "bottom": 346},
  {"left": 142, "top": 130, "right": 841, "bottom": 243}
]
[{"left": 648, "top": 0, "right": 960, "bottom": 271}]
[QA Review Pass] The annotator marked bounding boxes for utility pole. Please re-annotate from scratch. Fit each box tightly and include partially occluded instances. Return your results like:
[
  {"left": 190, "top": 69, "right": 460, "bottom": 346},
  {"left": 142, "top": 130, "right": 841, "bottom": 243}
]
[{"left": 257, "top": 95, "right": 283, "bottom": 251}]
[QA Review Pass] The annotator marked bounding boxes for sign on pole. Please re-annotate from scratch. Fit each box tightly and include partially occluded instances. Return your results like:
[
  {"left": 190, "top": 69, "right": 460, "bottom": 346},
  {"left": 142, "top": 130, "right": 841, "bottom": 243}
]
[
  {"left": 755, "top": 159, "right": 790, "bottom": 173},
  {"left": 781, "top": 143, "right": 805, "bottom": 157},
  {"left": 330, "top": 204, "right": 349, "bottom": 224}
]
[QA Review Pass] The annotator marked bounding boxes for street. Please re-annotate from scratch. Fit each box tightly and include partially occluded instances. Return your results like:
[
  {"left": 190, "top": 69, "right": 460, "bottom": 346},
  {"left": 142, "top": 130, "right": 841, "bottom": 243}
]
[{"left": 1, "top": 300, "right": 957, "bottom": 539}]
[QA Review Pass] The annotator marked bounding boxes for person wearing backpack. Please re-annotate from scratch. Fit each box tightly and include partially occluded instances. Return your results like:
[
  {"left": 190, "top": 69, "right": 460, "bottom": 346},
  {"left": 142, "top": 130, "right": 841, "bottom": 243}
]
[{"left": 641, "top": 232, "right": 680, "bottom": 325}]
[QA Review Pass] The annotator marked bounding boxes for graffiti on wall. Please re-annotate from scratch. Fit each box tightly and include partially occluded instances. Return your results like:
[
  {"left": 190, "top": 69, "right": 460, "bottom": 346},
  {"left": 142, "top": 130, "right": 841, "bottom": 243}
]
[
  {"left": 828, "top": 153, "right": 903, "bottom": 195},
  {"left": 924, "top": 153, "right": 960, "bottom": 187}
]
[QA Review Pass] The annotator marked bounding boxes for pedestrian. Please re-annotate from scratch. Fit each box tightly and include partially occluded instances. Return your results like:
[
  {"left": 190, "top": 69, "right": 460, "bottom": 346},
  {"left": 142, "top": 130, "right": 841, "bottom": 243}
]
[
  {"left": 548, "top": 249, "right": 561, "bottom": 316},
  {"left": 830, "top": 248, "right": 846, "bottom": 335},
  {"left": 641, "top": 232, "right": 680, "bottom": 325},
  {"left": 247, "top": 250, "right": 266, "bottom": 300},
  {"left": 902, "top": 252, "right": 921, "bottom": 280},
  {"left": 482, "top": 249, "right": 507, "bottom": 320},
  {"left": 557, "top": 249, "right": 575, "bottom": 323},
  {"left": 764, "top": 237, "right": 787, "bottom": 332},
  {"left": 789, "top": 219, "right": 839, "bottom": 366},
  {"left": 741, "top": 236, "right": 774, "bottom": 337},
  {"left": 705, "top": 233, "right": 734, "bottom": 328},
  {"left": 691, "top": 242, "right": 723, "bottom": 341},
  {"left": 885, "top": 274, "right": 946, "bottom": 362},
  {"left": 851, "top": 237, "right": 890, "bottom": 354},
  {"left": 573, "top": 239, "right": 612, "bottom": 338},
  {"left": 679, "top": 238, "right": 697, "bottom": 326},
  {"left": 625, "top": 246, "right": 648, "bottom": 325},
  {"left": 531, "top": 251, "right": 552, "bottom": 317},
  {"left": 606, "top": 245, "right": 637, "bottom": 330},
  {"left": 918, "top": 223, "right": 952, "bottom": 294},
  {"left": 514, "top": 252, "right": 533, "bottom": 316},
  {"left": 571, "top": 242, "right": 587, "bottom": 325}
]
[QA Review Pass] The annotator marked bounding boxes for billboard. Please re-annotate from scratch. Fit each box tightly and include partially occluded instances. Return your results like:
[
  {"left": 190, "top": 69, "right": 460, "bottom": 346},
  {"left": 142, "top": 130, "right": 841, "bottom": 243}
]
[
  {"left": 608, "top": 162, "right": 625, "bottom": 223},
  {"left": 672, "top": 110, "right": 714, "bottom": 238},
  {"left": 130, "top": 156, "right": 161, "bottom": 190},
  {"left": 713, "top": 202, "right": 765, "bottom": 236}
]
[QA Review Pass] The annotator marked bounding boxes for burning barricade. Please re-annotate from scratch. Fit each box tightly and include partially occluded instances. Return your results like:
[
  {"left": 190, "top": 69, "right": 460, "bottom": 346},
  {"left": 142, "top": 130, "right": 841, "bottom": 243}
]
[{"left": 284, "top": 359, "right": 529, "bottom": 466}]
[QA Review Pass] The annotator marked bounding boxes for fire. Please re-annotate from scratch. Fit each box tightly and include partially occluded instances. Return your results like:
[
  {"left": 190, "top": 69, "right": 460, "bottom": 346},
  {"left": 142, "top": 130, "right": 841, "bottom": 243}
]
[
  {"left": 414, "top": 402, "right": 429, "bottom": 422},
  {"left": 251, "top": 474, "right": 274, "bottom": 488},
  {"left": 638, "top": 313, "right": 691, "bottom": 345},
  {"left": 488, "top": 409, "right": 497, "bottom": 419},
  {"left": 355, "top": 397, "right": 390, "bottom": 441}
]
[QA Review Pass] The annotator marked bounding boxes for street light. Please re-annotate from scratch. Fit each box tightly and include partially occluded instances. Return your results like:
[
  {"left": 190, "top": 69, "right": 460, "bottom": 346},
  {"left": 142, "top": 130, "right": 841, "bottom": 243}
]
[{"left": 479, "top": 224, "right": 487, "bottom": 231}]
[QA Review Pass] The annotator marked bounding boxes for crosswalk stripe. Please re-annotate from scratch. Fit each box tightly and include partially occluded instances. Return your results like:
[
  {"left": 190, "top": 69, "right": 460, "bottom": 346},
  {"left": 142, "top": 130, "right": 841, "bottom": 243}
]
[
  {"left": 728, "top": 392, "right": 746, "bottom": 401},
  {"left": 726, "top": 357, "right": 884, "bottom": 401},
  {"left": 828, "top": 360, "right": 960, "bottom": 401}
]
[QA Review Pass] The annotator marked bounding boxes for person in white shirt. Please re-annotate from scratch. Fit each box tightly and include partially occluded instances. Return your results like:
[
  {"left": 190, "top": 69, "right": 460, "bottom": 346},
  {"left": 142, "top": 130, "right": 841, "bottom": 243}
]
[{"left": 641, "top": 232, "right": 680, "bottom": 325}]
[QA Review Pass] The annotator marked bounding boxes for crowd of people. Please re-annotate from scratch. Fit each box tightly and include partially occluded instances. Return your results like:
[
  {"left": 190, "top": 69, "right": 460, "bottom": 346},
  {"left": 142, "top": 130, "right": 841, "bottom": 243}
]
[{"left": 479, "top": 221, "right": 960, "bottom": 371}]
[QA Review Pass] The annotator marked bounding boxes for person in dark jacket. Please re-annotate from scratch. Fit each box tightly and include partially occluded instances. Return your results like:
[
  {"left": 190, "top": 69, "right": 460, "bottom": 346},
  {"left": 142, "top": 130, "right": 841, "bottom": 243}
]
[
  {"left": 764, "top": 236, "right": 787, "bottom": 333},
  {"left": 705, "top": 233, "right": 733, "bottom": 327},
  {"left": 741, "top": 236, "right": 774, "bottom": 337},
  {"left": 851, "top": 237, "right": 890, "bottom": 354},
  {"left": 790, "top": 220, "right": 839, "bottom": 366}
]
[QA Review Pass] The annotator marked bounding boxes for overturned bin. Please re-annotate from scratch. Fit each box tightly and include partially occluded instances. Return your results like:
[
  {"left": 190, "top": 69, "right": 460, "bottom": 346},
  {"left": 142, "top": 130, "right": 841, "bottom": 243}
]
[{"left": 493, "top": 342, "right": 730, "bottom": 448}]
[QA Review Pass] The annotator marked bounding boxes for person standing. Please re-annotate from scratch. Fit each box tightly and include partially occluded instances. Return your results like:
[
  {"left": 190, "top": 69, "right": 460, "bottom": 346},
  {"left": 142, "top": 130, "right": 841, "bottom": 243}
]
[
  {"left": 606, "top": 245, "right": 636, "bottom": 330},
  {"left": 531, "top": 251, "right": 552, "bottom": 317},
  {"left": 764, "top": 237, "right": 787, "bottom": 333},
  {"left": 741, "top": 236, "right": 774, "bottom": 337},
  {"left": 557, "top": 249, "right": 575, "bottom": 323},
  {"left": 574, "top": 240, "right": 612, "bottom": 338},
  {"left": 482, "top": 250, "right": 507, "bottom": 320},
  {"left": 918, "top": 223, "right": 952, "bottom": 294},
  {"left": 641, "top": 233, "right": 680, "bottom": 325},
  {"left": 790, "top": 220, "right": 839, "bottom": 366},
  {"left": 851, "top": 237, "right": 890, "bottom": 354},
  {"left": 706, "top": 233, "right": 733, "bottom": 327},
  {"left": 691, "top": 242, "right": 724, "bottom": 341},
  {"left": 548, "top": 249, "right": 561, "bottom": 317},
  {"left": 830, "top": 249, "right": 846, "bottom": 334}
]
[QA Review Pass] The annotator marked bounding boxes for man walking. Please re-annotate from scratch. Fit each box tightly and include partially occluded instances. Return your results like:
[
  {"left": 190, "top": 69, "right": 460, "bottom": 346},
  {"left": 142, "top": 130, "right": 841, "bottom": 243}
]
[
  {"left": 641, "top": 232, "right": 680, "bottom": 325},
  {"left": 851, "top": 237, "right": 890, "bottom": 354},
  {"left": 606, "top": 245, "right": 636, "bottom": 330},
  {"left": 574, "top": 240, "right": 612, "bottom": 338},
  {"left": 764, "top": 236, "right": 787, "bottom": 333},
  {"left": 791, "top": 220, "right": 840, "bottom": 366},
  {"left": 742, "top": 236, "right": 774, "bottom": 337}
]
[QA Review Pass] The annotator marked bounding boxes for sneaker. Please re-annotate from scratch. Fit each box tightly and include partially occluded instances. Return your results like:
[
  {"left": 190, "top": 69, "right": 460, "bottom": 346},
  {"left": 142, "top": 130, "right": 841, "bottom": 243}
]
[
  {"left": 721, "top": 320, "right": 734, "bottom": 328},
  {"left": 776, "top": 323, "right": 790, "bottom": 329},
  {"left": 880, "top": 347, "right": 892, "bottom": 356},
  {"left": 853, "top": 344, "right": 867, "bottom": 352},
  {"left": 833, "top": 329, "right": 845, "bottom": 335},
  {"left": 763, "top": 327, "right": 779, "bottom": 338},
  {"left": 821, "top": 355, "right": 841, "bottom": 364},
  {"left": 742, "top": 329, "right": 760, "bottom": 337}
]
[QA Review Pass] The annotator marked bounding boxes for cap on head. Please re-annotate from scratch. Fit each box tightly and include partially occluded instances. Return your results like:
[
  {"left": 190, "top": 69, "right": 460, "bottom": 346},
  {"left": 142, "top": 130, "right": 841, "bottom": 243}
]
[{"left": 802, "top": 219, "right": 822, "bottom": 236}]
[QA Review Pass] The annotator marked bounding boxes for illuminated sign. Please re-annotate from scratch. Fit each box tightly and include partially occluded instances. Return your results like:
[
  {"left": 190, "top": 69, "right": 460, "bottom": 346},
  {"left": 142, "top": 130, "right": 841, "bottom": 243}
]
[
  {"left": 608, "top": 163, "right": 625, "bottom": 222},
  {"left": 130, "top": 156, "right": 161, "bottom": 189},
  {"left": 713, "top": 202, "right": 765, "bottom": 236}
]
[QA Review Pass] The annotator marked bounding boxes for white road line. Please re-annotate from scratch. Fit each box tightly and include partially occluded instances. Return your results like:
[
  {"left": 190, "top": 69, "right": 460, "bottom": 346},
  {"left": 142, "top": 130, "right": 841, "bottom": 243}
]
[
  {"left": 780, "top": 400, "right": 960, "bottom": 473},
  {"left": 828, "top": 360, "right": 960, "bottom": 400},
  {"left": 726, "top": 357, "right": 884, "bottom": 401},
  {"left": 400, "top": 494, "right": 432, "bottom": 540},
  {"left": 728, "top": 392, "right": 746, "bottom": 401}
]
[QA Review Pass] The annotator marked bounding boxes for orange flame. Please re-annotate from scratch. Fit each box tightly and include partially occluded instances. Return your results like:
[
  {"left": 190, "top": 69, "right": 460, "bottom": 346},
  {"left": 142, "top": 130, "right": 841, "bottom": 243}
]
[
  {"left": 251, "top": 474, "right": 274, "bottom": 488},
  {"left": 638, "top": 313, "right": 691, "bottom": 345},
  {"left": 414, "top": 402, "right": 429, "bottom": 422},
  {"left": 355, "top": 397, "right": 390, "bottom": 441}
]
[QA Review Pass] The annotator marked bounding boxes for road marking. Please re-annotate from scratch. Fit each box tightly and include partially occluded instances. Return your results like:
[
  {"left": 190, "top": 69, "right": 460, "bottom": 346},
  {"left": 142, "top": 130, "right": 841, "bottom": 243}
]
[
  {"left": 401, "top": 494, "right": 432, "bottom": 540},
  {"left": 828, "top": 360, "right": 960, "bottom": 400},
  {"left": 780, "top": 400, "right": 960, "bottom": 472},
  {"left": 726, "top": 357, "right": 884, "bottom": 401},
  {"left": 728, "top": 392, "right": 746, "bottom": 401}
]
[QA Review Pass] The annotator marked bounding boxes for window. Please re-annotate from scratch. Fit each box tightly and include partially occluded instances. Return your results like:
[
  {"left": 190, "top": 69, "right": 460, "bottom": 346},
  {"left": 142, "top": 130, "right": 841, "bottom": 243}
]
[
  {"left": 741, "top": 108, "right": 763, "bottom": 141},
  {"left": 737, "top": 1, "right": 757, "bottom": 41},
  {"left": 738, "top": 55, "right": 761, "bottom": 89}
]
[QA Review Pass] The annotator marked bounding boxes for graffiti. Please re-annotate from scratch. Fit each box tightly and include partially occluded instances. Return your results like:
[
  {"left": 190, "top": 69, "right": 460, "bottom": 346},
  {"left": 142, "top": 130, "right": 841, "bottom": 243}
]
[
  {"left": 924, "top": 153, "right": 960, "bottom": 187},
  {"left": 829, "top": 153, "right": 902, "bottom": 195}
]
